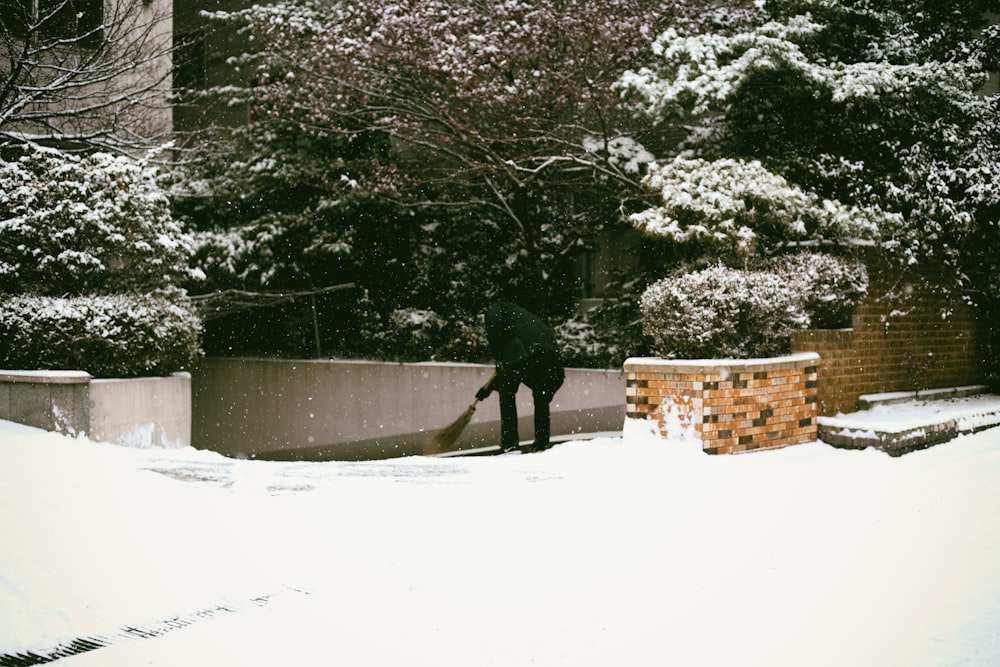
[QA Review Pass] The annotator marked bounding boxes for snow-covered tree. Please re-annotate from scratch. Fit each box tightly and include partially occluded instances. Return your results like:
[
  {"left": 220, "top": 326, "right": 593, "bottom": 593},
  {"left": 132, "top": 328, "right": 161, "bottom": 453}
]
[
  {"left": 187, "top": 0, "right": 756, "bottom": 304},
  {"left": 620, "top": 0, "right": 1000, "bottom": 364},
  {"left": 621, "top": 1, "right": 998, "bottom": 277},
  {"left": 173, "top": 0, "right": 758, "bottom": 358}
]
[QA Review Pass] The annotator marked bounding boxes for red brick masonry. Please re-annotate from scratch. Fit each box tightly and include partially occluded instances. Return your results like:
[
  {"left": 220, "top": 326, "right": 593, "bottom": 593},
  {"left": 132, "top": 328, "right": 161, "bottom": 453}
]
[
  {"left": 625, "top": 353, "right": 820, "bottom": 454},
  {"left": 790, "top": 250, "right": 979, "bottom": 416}
]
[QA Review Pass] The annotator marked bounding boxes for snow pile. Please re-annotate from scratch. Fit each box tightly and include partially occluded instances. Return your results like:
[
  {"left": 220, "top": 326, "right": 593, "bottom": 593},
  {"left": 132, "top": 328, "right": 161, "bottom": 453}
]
[{"left": 2, "top": 419, "right": 999, "bottom": 666}]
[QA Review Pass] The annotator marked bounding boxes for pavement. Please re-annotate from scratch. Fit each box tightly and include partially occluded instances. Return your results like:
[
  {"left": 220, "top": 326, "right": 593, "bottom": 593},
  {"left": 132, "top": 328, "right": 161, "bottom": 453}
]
[{"left": 436, "top": 388, "right": 1000, "bottom": 458}]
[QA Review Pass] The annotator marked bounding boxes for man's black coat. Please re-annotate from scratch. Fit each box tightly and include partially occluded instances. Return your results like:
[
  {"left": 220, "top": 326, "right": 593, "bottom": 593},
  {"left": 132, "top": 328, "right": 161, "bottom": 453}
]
[{"left": 477, "top": 302, "right": 564, "bottom": 451}]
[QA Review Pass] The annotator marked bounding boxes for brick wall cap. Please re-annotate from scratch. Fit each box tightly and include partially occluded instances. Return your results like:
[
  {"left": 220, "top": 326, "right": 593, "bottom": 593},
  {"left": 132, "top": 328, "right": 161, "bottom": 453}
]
[
  {"left": 624, "top": 353, "right": 820, "bottom": 375},
  {"left": 0, "top": 370, "right": 93, "bottom": 384}
]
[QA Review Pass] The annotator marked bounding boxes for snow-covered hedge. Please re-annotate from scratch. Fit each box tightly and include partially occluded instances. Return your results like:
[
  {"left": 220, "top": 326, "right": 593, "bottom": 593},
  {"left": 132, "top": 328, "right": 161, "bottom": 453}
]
[
  {"left": 0, "top": 144, "right": 202, "bottom": 376},
  {"left": 768, "top": 252, "right": 868, "bottom": 329},
  {"left": 0, "top": 294, "right": 201, "bottom": 378},
  {"left": 641, "top": 253, "right": 867, "bottom": 359},
  {"left": 0, "top": 145, "right": 194, "bottom": 295}
]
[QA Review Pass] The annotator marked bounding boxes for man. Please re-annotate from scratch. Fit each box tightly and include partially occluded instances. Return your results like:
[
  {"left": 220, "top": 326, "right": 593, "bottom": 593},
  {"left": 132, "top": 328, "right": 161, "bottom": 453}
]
[{"left": 475, "top": 301, "right": 565, "bottom": 453}]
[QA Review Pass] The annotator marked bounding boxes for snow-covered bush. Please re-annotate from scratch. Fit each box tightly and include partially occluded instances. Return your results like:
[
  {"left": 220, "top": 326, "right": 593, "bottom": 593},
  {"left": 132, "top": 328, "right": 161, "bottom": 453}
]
[
  {"left": 0, "top": 145, "right": 194, "bottom": 295},
  {"left": 641, "top": 264, "right": 806, "bottom": 359},
  {"left": 556, "top": 299, "right": 648, "bottom": 370},
  {"left": 0, "top": 294, "right": 201, "bottom": 378},
  {"left": 555, "top": 319, "right": 611, "bottom": 369},
  {"left": 765, "top": 252, "right": 867, "bottom": 329},
  {"left": 386, "top": 309, "right": 448, "bottom": 361},
  {"left": 359, "top": 306, "right": 489, "bottom": 363},
  {"left": 0, "top": 144, "right": 202, "bottom": 375},
  {"left": 641, "top": 253, "right": 868, "bottom": 359}
]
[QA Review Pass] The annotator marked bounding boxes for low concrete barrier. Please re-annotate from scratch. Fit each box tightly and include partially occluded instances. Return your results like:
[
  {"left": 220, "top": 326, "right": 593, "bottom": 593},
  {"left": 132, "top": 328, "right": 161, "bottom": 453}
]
[
  {"left": 89, "top": 375, "right": 192, "bottom": 448},
  {"left": 192, "top": 358, "right": 626, "bottom": 460},
  {"left": 0, "top": 370, "right": 191, "bottom": 448},
  {"left": 0, "top": 370, "right": 91, "bottom": 436}
]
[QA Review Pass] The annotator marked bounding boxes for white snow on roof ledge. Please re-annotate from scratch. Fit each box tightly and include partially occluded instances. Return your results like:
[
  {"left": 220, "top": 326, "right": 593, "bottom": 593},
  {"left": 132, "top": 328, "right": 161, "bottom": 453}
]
[{"left": 625, "top": 353, "right": 820, "bottom": 373}]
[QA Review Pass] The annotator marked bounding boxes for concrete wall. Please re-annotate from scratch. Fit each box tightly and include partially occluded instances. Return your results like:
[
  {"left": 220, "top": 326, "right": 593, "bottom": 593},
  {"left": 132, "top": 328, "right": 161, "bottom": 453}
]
[
  {"left": 0, "top": 371, "right": 92, "bottom": 436},
  {"left": 0, "top": 371, "right": 191, "bottom": 447},
  {"left": 192, "top": 359, "right": 626, "bottom": 460},
  {"left": 89, "top": 374, "right": 192, "bottom": 448}
]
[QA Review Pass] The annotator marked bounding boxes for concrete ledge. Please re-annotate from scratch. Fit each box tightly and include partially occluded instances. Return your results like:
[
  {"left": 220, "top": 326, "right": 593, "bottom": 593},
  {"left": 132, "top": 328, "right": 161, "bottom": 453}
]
[
  {"left": 0, "top": 370, "right": 92, "bottom": 435},
  {"left": 0, "top": 370, "right": 92, "bottom": 384},
  {"left": 0, "top": 370, "right": 191, "bottom": 447}
]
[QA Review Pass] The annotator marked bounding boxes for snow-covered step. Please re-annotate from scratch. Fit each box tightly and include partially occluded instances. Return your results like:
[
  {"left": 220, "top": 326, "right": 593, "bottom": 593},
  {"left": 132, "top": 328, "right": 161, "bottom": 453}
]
[{"left": 818, "top": 391, "right": 1000, "bottom": 456}]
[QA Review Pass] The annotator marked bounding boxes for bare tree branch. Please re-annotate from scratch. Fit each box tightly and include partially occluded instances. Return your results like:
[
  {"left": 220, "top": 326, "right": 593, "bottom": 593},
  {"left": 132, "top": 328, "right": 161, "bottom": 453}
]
[{"left": 0, "top": 0, "right": 173, "bottom": 154}]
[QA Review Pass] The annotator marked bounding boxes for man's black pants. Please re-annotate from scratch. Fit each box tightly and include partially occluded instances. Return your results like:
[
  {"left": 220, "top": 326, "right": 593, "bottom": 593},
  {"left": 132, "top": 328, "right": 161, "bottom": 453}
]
[{"left": 498, "top": 349, "right": 564, "bottom": 451}]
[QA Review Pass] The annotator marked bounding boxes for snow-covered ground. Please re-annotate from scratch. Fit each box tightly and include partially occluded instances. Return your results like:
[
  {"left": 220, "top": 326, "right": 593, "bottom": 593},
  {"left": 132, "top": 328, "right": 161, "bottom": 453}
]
[{"left": 2, "top": 416, "right": 999, "bottom": 667}]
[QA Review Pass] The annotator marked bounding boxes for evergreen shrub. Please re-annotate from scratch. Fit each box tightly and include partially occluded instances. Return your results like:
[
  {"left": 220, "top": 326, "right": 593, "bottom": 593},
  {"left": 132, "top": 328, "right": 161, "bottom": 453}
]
[
  {"left": 359, "top": 305, "right": 489, "bottom": 363},
  {"left": 0, "top": 294, "right": 201, "bottom": 378},
  {"left": 640, "top": 252, "right": 867, "bottom": 359},
  {"left": 767, "top": 251, "right": 868, "bottom": 329},
  {"left": 556, "top": 291, "right": 649, "bottom": 370},
  {"left": 0, "top": 144, "right": 201, "bottom": 375},
  {"left": 0, "top": 146, "right": 192, "bottom": 295},
  {"left": 642, "top": 264, "right": 805, "bottom": 359}
]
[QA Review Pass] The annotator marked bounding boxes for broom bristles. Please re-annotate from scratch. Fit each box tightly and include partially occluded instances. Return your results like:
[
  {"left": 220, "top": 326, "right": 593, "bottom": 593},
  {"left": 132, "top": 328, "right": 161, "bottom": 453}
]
[{"left": 425, "top": 401, "right": 478, "bottom": 454}]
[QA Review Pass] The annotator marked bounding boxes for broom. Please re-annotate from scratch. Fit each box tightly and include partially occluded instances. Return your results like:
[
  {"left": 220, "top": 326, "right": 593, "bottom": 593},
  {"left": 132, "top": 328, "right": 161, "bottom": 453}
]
[
  {"left": 424, "top": 400, "right": 480, "bottom": 455},
  {"left": 424, "top": 373, "right": 495, "bottom": 455}
]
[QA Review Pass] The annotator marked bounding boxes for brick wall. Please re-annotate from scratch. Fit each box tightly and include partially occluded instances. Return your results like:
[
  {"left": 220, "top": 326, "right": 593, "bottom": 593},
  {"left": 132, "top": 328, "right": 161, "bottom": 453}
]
[
  {"left": 791, "top": 251, "right": 980, "bottom": 416},
  {"left": 625, "top": 354, "right": 819, "bottom": 454}
]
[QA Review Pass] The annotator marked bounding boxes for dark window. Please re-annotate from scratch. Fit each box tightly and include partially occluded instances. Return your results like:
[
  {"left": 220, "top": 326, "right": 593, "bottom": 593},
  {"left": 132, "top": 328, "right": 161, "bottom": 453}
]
[{"left": 174, "top": 31, "right": 207, "bottom": 90}]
